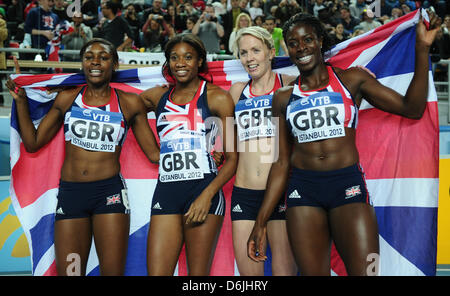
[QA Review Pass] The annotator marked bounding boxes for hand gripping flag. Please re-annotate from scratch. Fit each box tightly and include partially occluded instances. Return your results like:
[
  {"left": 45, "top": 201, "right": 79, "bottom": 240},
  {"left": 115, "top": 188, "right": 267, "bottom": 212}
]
[{"left": 9, "top": 9, "right": 438, "bottom": 276}]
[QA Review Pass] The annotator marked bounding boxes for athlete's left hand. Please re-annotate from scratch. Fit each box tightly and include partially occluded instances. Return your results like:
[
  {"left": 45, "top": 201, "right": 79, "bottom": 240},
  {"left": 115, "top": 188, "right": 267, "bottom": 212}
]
[
  {"left": 184, "top": 192, "right": 212, "bottom": 224},
  {"left": 416, "top": 9, "right": 441, "bottom": 49},
  {"left": 212, "top": 151, "right": 224, "bottom": 167},
  {"left": 355, "top": 65, "right": 376, "bottom": 78},
  {"left": 247, "top": 223, "right": 267, "bottom": 262}
]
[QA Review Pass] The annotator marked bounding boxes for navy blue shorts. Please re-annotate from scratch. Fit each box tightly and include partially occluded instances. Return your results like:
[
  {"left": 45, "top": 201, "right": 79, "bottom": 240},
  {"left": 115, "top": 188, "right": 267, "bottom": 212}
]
[
  {"left": 55, "top": 174, "right": 129, "bottom": 221},
  {"left": 231, "top": 186, "right": 286, "bottom": 221},
  {"left": 151, "top": 173, "right": 225, "bottom": 216},
  {"left": 286, "top": 163, "right": 371, "bottom": 211}
]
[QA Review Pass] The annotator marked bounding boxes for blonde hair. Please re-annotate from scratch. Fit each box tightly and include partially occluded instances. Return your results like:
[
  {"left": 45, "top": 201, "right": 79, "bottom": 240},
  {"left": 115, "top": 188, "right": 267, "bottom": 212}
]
[
  {"left": 233, "top": 13, "right": 252, "bottom": 32},
  {"left": 232, "top": 26, "right": 275, "bottom": 58}
]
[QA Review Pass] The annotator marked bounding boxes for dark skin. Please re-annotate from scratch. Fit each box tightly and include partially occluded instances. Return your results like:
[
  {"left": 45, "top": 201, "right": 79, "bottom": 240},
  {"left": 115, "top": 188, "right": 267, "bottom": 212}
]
[
  {"left": 139, "top": 41, "right": 238, "bottom": 275},
  {"left": 7, "top": 43, "right": 160, "bottom": 275},
  {"left": 247, "top": 14, "right": 440, "bottom": 275}
]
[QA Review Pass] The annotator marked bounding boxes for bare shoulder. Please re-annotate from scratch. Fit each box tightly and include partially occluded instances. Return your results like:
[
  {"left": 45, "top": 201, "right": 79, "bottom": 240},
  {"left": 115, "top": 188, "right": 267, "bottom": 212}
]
[
  {"left": 139, "top": 85, "right": 170, "bottom": 111},
  {"left": 334, "top": 66, "right": 376, "bottom": 99},
  {"left": 229, "top": 81, "right": 247, "bottom": 92},
  {"left": 274, "top": 85, "right": 294, "bottom": 98},
  {"left": 335, "top": 66, "right": 371, "bottom": 83},
  {"left": 116, "top": 88, "right": 141, "bottom": 110},
  {"left": 281, "top": 74, "right": 297, "bottom": 86},
  {"left": 272, "top": 85, "right": 294, "bottom": 114},
  {"left": 228, "top": 81, "right": 247, "bottom": 104},
  {"left": 206, "top": 83, "right": 234, "bottom": 115},
  {"left": 207, "top": 83, "right": 232, "bottom": 100},
  {"left": 140, "top": 85, "right": 169, "bottom": 101},
  {"left": 336, "top": 66, "right": 359, "bottom": 75},
  {"left": 116, "top": 88, "right": 140, "bottom": 102},
  {"left": 141, "top": 85, "right": 169, "bottom": 97},
  {"left": 53, "top": 86, "right": 83, "bottom": 111},
  {"left": 56, "top": 86, "right": 83, "bottom": 100}
]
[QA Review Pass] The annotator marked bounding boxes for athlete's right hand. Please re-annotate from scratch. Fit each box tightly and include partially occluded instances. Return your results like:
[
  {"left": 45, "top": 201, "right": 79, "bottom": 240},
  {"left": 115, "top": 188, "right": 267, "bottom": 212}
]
[
  {"left": 184, "top": 192, "right": 212, "bottom": 224},
  {"left": 6, "top": 57, "right": 27, "bottom": 103},
  {"left": 247, "top": 223, "right": 267, "bottom": 262}
]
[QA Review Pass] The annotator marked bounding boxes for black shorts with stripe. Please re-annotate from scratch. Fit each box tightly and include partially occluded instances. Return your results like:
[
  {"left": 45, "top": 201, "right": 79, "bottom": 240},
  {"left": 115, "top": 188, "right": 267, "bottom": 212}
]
[{"left": 151, "top": 173, "right": 225, "bottom": 216}]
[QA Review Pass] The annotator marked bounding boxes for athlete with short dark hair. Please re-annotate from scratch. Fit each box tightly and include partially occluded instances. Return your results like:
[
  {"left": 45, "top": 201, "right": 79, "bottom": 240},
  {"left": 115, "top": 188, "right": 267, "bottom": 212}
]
[
  {"left": 247, "top": 12, "right": 441, "bottom": 275},
  {"left": 7, "top": 38, "right": 160, "bottom": 275}
]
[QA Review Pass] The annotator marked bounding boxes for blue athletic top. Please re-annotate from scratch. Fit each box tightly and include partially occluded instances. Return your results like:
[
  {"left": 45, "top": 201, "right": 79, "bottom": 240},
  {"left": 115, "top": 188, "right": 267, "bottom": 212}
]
[{"left": 155, "top": 80, "right": 218, "bottom": 182}]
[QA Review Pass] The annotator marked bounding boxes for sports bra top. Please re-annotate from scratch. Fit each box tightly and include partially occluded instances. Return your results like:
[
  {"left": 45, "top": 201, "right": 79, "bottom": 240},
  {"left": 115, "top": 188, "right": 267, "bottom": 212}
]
[
  {"left": 286, "top": 66, "right": 358, "bottom": 143},
  {"left": 64, "top": 86, "right": 128, "bottom": 152}
]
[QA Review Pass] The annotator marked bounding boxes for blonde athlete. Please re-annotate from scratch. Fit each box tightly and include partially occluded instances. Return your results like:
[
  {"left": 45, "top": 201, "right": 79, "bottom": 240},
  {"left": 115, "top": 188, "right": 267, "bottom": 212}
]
[{"left": 229, "top": 26, "right": 297, "bottom": 276}]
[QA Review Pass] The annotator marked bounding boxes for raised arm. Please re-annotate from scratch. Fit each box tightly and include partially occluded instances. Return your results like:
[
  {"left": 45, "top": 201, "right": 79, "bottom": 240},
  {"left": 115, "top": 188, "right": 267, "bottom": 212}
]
[
  {"left": 192, "top": 12, "right": 204, "bottom": 36},
  {"left": 345, "top": 12, "right": 441, "bottom": 119},
  {"left": 215, "top": 20, "right": 224, "bottom": 38},
  {"left": 6, "top": 78, "right": 78, "bottom": 153}
]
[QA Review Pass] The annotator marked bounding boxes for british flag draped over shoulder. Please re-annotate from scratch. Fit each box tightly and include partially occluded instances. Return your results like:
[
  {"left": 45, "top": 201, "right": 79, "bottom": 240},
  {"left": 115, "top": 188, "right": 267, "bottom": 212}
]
[{"left": 9, "top": 10, "right": 439, "bottom": 276}]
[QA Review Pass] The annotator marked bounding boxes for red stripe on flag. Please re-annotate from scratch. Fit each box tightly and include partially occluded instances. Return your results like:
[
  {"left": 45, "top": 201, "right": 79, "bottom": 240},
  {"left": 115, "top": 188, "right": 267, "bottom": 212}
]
[
  {"left": 43, "top": 260, "right": 58, "bottom": 276},
  {"left": 162, "top": 123, "right": 183, "bottom": 138},
  {"left": 331, "top": 243, "right": 347, "bottom": 276},
  {"left": 12, "top": 129, "right": 64, "bottom": 208},
  {"left": 208, "top": 61, "right": 232, "bottom": 91},
  {"left": 356, "top": 102, "right": 438, "bottom": 179},
  {"left": 14, "top": 74, "right": 67, "bottom": 87},
  {"left": 110, "top": 83, "right": 144, "bottom": 94},
  {"left": 120, "top": 119, "right": 159, "bottom": 179},
  {"left": 177, "top": 246, "right": 188, "bottom": 276}
]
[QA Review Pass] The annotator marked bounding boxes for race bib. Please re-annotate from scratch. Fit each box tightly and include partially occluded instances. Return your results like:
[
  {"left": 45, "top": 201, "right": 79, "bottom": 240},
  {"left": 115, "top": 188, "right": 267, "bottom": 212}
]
[
  {"left": 159, "top": 131, "right": 207, "bottom": 182},
  {"left": 235, "top": 95, "right": 275, "bottom": 141},
  {"left": 68, "top": 107, "right": 122, "bottom": 152},
  {"left": 287, "top": 92, "right": 346, "bottom": 143}
]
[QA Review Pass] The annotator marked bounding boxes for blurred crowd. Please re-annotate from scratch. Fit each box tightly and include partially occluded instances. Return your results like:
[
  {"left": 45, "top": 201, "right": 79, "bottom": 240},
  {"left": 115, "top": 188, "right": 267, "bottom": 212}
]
[
  {"left": 0, "top": 0, "right": 449, "bottom": 105},
  {"left": 0, "top": 0, "right": 448, "bottom": 62}
]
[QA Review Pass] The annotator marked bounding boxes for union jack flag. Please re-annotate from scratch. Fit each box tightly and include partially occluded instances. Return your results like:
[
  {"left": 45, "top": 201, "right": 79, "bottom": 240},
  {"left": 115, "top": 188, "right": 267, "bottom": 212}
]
[
  {"left": 9, "top": 10, "right": 438, "bottom": 276},
  {"left": 345, "top": 185, "right": 362, "bottom": 198},
  {"left": 158, "top": 101, "right": 205, "bottom": 138},
  {"left": 106, "top": 194, "right": 121, "bottom": 206}
]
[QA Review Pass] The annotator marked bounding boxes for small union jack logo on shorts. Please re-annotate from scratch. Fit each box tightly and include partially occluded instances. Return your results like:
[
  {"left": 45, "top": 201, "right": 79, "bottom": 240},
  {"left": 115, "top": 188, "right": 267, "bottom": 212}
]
[
  {"left": 345, "top": 185, "right": 361, "bottom": 199},
  {"left": 106, "top": 194, "right": 122, "bottom": 205}
]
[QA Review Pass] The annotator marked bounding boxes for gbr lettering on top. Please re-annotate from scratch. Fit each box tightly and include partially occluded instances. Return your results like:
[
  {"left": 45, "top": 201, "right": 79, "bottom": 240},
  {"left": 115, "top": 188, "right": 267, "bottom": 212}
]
[
  {"left": 287, "top": 92, "right": 347, "bottom": 143},
  {"left": 68, "top": 107, "right": 123, "bottom": 152},
  {"left": 235, "top": 95, "right": 276, "bottom": 141},
  {"left": 159, "top": 130, "right": 208, "bottom": 182}
]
